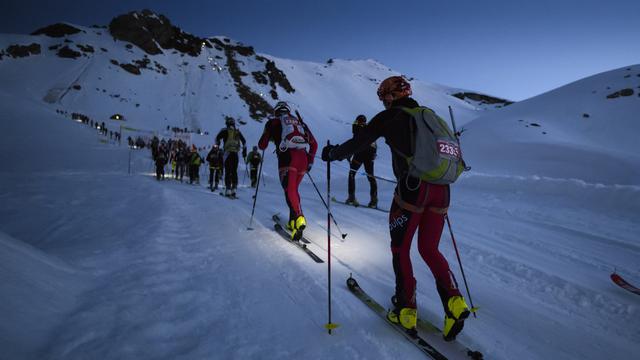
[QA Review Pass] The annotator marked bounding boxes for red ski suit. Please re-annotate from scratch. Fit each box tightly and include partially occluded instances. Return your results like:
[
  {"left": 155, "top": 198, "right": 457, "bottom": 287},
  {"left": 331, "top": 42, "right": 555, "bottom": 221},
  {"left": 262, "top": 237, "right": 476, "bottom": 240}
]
[
  {"left": 258, "top": 114, "right": 318, "bottom": 221},
  {"left": 325, "top": 97, "right": 461, "bottom": 311}
]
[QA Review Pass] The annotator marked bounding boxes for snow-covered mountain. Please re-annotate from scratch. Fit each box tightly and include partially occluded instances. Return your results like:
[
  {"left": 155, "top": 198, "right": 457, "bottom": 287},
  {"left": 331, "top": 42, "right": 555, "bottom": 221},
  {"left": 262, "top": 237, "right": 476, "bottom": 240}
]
[
  {"left": 463, "top": 64, "right": 640, "bottom": 185},
  {"left": 1, "top": 9, "right": 639, "bottom": 360},
  {"left": 0, "top": 9, "right": 507, "bottom": 151}
]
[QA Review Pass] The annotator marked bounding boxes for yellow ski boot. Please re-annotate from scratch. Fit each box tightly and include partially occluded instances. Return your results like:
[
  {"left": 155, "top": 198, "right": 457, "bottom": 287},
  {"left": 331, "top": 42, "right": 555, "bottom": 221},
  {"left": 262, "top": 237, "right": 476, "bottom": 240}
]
[
  {"left": 387, "top": 307, "right": 417, "bottom": 330},
  {"left": 290, "top": 215, "right": 306, "bottom": 241},
  {"left": 443, "top": 295, "right": 470, "bottom": 341}
]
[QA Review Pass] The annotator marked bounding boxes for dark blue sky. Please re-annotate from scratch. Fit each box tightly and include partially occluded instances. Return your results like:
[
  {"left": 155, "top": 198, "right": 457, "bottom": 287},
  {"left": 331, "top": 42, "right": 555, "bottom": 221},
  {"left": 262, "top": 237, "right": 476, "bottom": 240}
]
[{"left": 2, "top": 0, "right": 638, "bottom": 100}]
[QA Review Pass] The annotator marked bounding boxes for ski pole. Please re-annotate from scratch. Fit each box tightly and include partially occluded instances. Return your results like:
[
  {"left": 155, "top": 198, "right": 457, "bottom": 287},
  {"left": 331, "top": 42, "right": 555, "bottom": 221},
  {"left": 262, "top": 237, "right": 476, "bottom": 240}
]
[
  {"left": 243, "top": 162, "right": 248, "bottom": 185},
  {"left": 306, "top": 172, "right": 347, "bottom": 240},
  {"left": 247, "top": 149, "right": 265, "bottom": 230},
  {"left": 445, "top": 214, "right": 477, "bottom": 318},
  {"left": 313, "top": 155, "right": 397, "bottom": 184},
  {"left": 448, "top": 106, "right": 471, "bottom": 172},
  {"left": 324, "top": 140, "right": 338, "bottom": 334}
]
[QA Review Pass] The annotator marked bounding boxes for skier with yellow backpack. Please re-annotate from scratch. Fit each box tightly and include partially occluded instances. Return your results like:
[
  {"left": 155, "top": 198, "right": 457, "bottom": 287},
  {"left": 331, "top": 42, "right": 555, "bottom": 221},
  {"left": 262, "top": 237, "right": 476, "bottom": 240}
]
[{"left": 215, "top": 118, "right": 247, "bottom": 198}]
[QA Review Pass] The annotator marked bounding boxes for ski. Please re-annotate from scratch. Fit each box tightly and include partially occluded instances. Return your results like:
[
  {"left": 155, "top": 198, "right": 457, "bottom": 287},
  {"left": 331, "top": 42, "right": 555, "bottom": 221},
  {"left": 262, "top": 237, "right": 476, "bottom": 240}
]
[
  {"left": 218, "top": 192, "right": 239, "bottom": 199},
  {"left": 611, "top": 273, "right": 640, "bottom": 296},
  {"left": 272, "top": 214, "right": 310, "bottom": 244},
  {"left": 346, "top": 276, "right": 483, "bottom": 360},
  {"left": 331, "top": 196, "right": 389, "bottom": 213},
  {"left": 272, "top": 214, "right": 323, "bottom": 263}
]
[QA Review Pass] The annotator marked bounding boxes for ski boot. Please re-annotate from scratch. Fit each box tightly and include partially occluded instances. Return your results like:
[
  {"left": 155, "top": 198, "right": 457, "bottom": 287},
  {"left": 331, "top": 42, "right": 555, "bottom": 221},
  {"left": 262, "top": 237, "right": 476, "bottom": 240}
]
[
  {"left": 368, "top": 197, "right": 378, "bottom": 208},
  {"left": 387, "top": 307, "right": 417, "bottom": 331},
  {"left": 224, "top": 188, "right": 231, "bottom": 197},
  {"left": 345, "top": 196, "right": 359, "bottom": 207},
  {"left": 290, "top": 215, "right": 306, "bottom": 241},
  {"left": 443, "top": 295, "right": 470, "bottom": 341},
  {"left": 230, "top": 188, "right": 237, "bottom": 198}
]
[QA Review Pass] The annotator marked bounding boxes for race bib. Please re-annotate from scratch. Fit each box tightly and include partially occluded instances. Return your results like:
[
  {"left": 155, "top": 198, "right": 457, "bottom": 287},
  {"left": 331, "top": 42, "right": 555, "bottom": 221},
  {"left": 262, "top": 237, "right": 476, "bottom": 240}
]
[{"left": 437, "top": 140, "right": 460, "bottom": 159}]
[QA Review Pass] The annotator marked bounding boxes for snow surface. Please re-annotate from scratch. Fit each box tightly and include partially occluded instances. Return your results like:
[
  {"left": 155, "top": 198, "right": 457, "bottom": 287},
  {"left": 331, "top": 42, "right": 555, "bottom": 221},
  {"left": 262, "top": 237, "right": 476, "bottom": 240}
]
[{"left": 1, "top": 23, "right": 639, "bottom": 360}]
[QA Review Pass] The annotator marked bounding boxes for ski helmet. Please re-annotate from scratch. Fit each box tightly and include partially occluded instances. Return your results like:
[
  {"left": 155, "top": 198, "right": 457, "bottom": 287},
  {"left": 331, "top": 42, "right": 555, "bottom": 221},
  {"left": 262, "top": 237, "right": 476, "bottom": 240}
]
[
  {"left": 274, "top": 101, "right": 291, "bottom": 116},
  {"left": 253, "top": 145, "right": 258, "bottom": 151},
  {"left": 225, "top": 117, "right": 235, "bottom": 127},
  {"left": 354, "top": 114, "right": 367, "bottom": 126},
  {"left": 377, "top": 76, "right": 412, "bottom": 108}
]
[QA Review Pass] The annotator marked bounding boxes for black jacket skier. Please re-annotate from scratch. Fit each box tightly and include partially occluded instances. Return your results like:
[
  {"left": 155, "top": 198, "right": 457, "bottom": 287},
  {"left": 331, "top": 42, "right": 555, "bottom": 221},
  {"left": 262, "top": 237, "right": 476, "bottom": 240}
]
[
  {"left": 322, "top": 76, "right": 471, "bottom": 341},
  {"left": 346, "top": 114, "right": 378, "bottom": 207},
  {"left": 245, "top": 146, "right": 262, "bottom": 187},
  {"left": 206, "top": 145, "right": 224, "bottom": 191}
]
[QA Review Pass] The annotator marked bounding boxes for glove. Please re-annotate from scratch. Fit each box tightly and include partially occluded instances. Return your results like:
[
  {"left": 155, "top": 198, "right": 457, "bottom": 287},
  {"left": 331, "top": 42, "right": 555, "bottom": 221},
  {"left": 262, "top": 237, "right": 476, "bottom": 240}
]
[
  {"left": 321, "top": 144, "right": 338, "bottom": 162},
  {"left": 242, "top": 147, "right": 247, "bottom": 158}
]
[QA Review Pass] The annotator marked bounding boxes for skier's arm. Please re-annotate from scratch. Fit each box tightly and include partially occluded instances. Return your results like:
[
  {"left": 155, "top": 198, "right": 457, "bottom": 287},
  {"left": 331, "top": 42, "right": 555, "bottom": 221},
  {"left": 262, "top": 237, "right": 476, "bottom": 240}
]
[
  {"left": 305, "top": 124, "right": 318, "bottom": 160},
  {"left": 239, "top": 131, "right": 247, "bottom": 147},
  {"left": 258, "top": 120, "right": 272, "bottom": 150},
  {"left": 215, "top": 129, "right": 226, "bottom": 146}
]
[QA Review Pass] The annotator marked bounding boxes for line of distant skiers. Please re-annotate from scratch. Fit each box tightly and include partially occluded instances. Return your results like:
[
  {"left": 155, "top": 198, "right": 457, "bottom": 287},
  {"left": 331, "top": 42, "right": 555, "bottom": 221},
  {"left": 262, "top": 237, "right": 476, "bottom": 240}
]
[
  {"left": 150, "top": 122, "right": 264, "bottom": 195},
  {"left": 64, "top": 110, "right": 123, "bottom": 142}
]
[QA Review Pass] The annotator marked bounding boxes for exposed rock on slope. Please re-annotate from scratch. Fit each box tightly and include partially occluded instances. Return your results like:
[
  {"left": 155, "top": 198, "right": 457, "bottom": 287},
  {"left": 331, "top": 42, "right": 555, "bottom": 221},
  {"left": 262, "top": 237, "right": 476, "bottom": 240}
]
[
  {"left": 109, "top": 9, "right": 208, "bottom": 57},
  {"left": 6, "top": 43, "right": 40, "bottom": 58},
  {"left": 31, "top": 23, "right": 82, "bottom": 37},
  {"left": 452, "top": 92, "right": 513, "bottom": 106}
]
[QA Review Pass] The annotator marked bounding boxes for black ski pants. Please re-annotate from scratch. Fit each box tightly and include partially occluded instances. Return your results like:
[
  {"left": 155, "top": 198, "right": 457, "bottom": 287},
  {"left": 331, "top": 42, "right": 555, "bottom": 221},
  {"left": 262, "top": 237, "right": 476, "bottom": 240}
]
[{"left": 224, "top": 152, "right": 239, "bottom": 189}]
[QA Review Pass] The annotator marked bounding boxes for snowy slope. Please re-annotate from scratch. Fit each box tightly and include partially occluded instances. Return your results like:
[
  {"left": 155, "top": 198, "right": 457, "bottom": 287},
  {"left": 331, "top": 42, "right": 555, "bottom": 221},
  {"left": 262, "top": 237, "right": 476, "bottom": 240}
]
[
  {"left": 462, "top": 64, "right": 640, "bottom": 185},
  {"left": 0, "top": 16, "right": 490, "bottom": 155},
  {"left": 1, "top": 96, "right": 638, "bottom": 360},
  {"left": 1, "top": 10, "right": 639, "bottom": 360}
]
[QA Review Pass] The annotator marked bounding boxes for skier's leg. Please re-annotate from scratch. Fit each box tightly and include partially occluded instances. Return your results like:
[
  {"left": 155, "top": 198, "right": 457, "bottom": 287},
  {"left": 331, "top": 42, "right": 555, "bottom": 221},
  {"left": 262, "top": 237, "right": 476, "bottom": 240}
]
[
  {"left": 250, "top": 167, "right": 258, "bottom": 187},
  {"left": 215, "top": 168, "right": 221, "bottom": 188},
  {"left": 386, "top": 180, "right": 430, "bottom": 329},
  {"left": 224, "top": 154, "right": 232, "bottom": 190},
  {"left": 292, "top": 151, "right": 307, "bottom": 217},
  {"left": 364, "top": 159, "right": 377, "bottom": 206},
  {"left": 417, "top": 184, "right": 468, "bottom": 340},
  {"left": 416, "top": 185, "right": 461, "bottom": 303},
  {"left": 230, "top": 153, "right": 239, "bottom": 190},
  {"left": 389, "top": 205, "right": 422, "bottom": 309},
  {"left": 279, "top": 168, "right": 295, "bottom": 225},
  {"left": 348, "top": 159, "right": 361, "bottom": 202}
]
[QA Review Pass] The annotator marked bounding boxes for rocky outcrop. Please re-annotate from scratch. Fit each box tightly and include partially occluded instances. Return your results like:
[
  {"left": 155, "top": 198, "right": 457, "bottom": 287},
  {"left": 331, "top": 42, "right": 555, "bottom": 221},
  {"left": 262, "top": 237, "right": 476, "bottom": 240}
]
[
  {"left": 31, "top": 23, "right": 82, "bottom": 37},
  {"left": 223, "top": 47, "right": 272, "bottom": 120},
  {"left": 606, "top": 88, "right": 634, "bottom": 99},
  {"left": 452, "top": 92, "right": 513, "bottom": 106},
  {"left": 56, "top": 46, "right": 81, "bottom": 59},
  {"left": 6, "top": 43, "right": 41, "bottom": 58},
  {"left": 109, "top": 9, "right": 207, "bottom": 57},
  {"left": 120, "top": 63, "right": 141, "bottom": 75},
  {"left": 76, "top": 44, "right": 94, "bottom": 53},
  {"left": 210, "top": 38, "right": 296, "bottom": 119}
]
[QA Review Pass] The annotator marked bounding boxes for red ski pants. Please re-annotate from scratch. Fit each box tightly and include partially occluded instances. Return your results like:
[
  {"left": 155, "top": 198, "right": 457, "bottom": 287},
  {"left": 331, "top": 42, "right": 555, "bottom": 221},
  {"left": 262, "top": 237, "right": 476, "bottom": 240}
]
[
  {"left": 389, "top": 179, "right": 461, "bottom": 310},
  {"left": 279, "top": 149, "right": 308, "bottom": 220}
]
